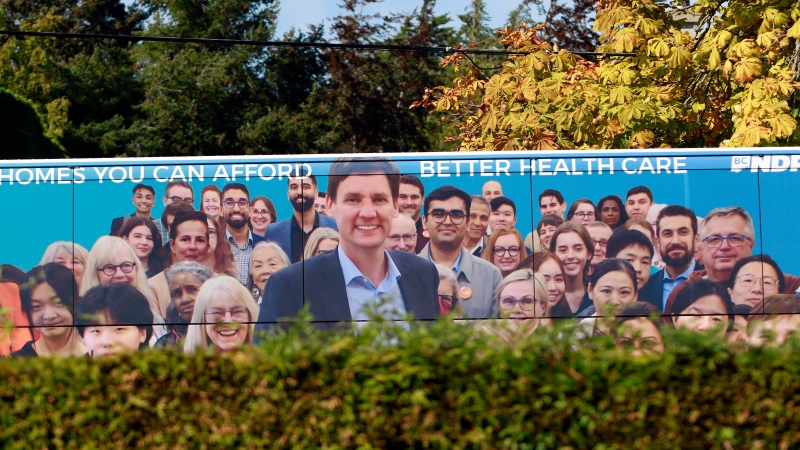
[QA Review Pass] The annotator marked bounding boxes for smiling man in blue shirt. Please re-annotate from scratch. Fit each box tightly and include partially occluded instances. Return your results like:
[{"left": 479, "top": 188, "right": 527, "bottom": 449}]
[{"left": 255, "top": 157, "right": 440, "bottom": 333}]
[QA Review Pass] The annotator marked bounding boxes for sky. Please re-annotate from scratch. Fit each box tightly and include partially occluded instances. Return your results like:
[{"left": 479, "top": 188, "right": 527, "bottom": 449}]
[{"left": 273, "top": 0, "right": 539, "bottom": 38}]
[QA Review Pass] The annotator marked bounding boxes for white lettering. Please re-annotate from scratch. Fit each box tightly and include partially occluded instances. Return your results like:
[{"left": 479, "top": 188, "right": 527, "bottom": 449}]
[
  {"left": 188, "top": 165, "right": 203, "bottom": 181},
  {"left": 16, "top": 168, "right": 34, "bottom": 185},
  {"left": 437, "top": 160, "right": 451, "bottom": 177},
  {"left": 772, "top": 155, "right": 790, "bottom": 172},
  {"left": 93, "top": 167, "right": 109, "bottom": 183},
  {"left": 538, "top": 159, "right": 552, "bottom": 176},
  {"left": 109, "top": 167, "right": 127, "bottom": 183},
  {"left": 582, "top": 158, "right": 595, "bottom": 174},
  {"left": 480, "top": 160, "right": 492, "bottom": 176},
  {"left": 597, "top": 158, "right": 614, "bottom": 174},
  {"left": 74, "top": 168, "right": 85, "bottom": 184},
  {"left": 154, "top": 166, "right": 169, "bottom": 182},
  {"left": 570, "top": 159, "right": 583, "bottom": 175},
  {"left": 213, "top": 165, "right": 230, "bottom": 181},
  {"left": 520, "top": 159, "right": 533, "bottom": 175},
  {"left": 421, "top": 161, "right": 435, "bottom": 177},
  {"left": 622, "top": 158, "right": 637, "bottom": 174},
  {"left": 752, "top": 156, "right": 770, "bottom": 172},
  {"left": 278, "top": 164, "right": 293, "bottom": 179},
  {"left": 656, "top": 157, "right": 671, "bottom": 173},
  {"left": 496, "top": 159, "right": 510, "bottom": 176},
  {"left": 258, "top": 164, "right": 276, "bottom": 180},
  {"left": 637, "top": 158, "right": 655, "bottom": 174},
  {"left": 0, "top": 168, "right": 13, "bottom": 184},
  {"left": 35, "top": 168, "right": 54, "bottom": 184},
  {"left": 554, "top": 159, "right": 570, "bottom": 175},
  {"left": 57, "top": 167, "right": 71, "bottom": 184},
  {"left": 129, "top": 166, "right": 145, "bottom": 183},
  {"left": 674, "top": 157, "right": 687, "bottom": 174}
]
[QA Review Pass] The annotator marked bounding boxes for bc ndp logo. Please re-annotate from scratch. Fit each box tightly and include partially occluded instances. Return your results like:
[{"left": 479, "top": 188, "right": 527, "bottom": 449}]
[{"left": 731, "top": 155, "right": 800, "bottom": 173}]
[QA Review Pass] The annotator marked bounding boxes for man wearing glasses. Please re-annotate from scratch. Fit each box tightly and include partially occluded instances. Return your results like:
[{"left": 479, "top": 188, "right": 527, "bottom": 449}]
[
  {"left": 221, "top": 183, "right": 257, "bottom": 285},
  {"left": 417, "top": 185, "right": 502, "bottom": 319},
  {"left": 255, "top": 157, "right": 439, "bottom": 333},
  {"left": 264, "top": 173, "right": 337, "bottom": 263},
  {"left": 662, "top": 205, "right": 800, "bottom": 313},
  {"left": 385, "top": 214, "right": 417, "bottom": 254},
  {"left": 155, "top": 181, "right": 195, "bottom": 245}
]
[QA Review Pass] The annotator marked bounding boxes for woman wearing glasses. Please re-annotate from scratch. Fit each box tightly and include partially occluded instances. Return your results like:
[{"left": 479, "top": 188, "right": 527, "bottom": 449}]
[
  {"left": 303, "top": 227, "right": 340, "bottom": 260},
  {"left": 727, "top": 254, "right": 785, "bottom": 308},
  {"left": 478, "top": 269, "right": 548, "bottom": 344},
  {"left": 566, "top": 198, "right": 597, "bottom": 227},
  {"left": 249, "top": 195, "right": 277, "bottom": 238},
  {"left": 613, "top": 302, "right": 665, "bottom": 356},
  {"left": 184, "top": 276, "right": 259, "bottom": 353},
  {"left": 81, "top": 235, "right": 165, "bottom": 342},
  {"left": 483, "top": 226, "right": 526, "bottom": 278},
  {"left": 576, "top": 258, "right": 639, "bottom": 337}
]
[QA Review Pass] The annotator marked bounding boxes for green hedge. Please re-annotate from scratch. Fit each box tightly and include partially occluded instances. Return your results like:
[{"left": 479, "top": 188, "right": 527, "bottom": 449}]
[{"left": 2, "top": 320, "right": 800, "bottom": 448}]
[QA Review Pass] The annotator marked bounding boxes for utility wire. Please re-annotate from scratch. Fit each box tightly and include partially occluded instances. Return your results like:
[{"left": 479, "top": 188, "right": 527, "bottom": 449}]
[{"left": 0, "top": 29, "right": 637, "bottom": 58}]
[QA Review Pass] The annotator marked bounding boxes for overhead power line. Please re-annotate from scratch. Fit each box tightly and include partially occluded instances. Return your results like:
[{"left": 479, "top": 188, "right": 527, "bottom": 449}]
[{"left": 0, "top": 29, "right": 637, "bottom": 58}]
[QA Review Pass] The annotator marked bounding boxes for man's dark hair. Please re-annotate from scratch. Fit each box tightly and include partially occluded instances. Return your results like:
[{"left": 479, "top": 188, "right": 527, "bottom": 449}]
[
  {"left": 161, "top": 202, "right": 194, "bottom": 229},
  {"left": 77, "top": 283, "right": 154, "bottom": 346},
  {"left": 327, "top": 157, "right": 400, "bottom": 202},
  {"left": 606, "top": 229, "right": 654, "bottom": 259},
  {"left": 626, "top": 185, "right": 653, "bottom": 202},
  {"left": 657, "top": 205, "right": 698, "bottom": 236},
  {"left": 538, "top": 188, "right": 565, "bottom": 205},
  {"left": 287, "top": 173, "right": 317, "bottom": 187},
  {"left": 165, "top": 180, "right": 193, "bottom": 197},
  {"left": 424, "top": 185, "right": 472, "bottom": 217},
  {"left": 133, "top": 183, "right": 155, "bottom": 196},
  {"left": 317, "top": 191, "right": 326, "bottom": 198},
  {"left": 489, "top": 196, "right": 516, "bottom": 216},
  {"left": 222, "top": 183, "right": 250, "bottom": 200},
  {"left": 671, "top": 279, "right": 733, "bottom": 330},
  {"left": 400, "top": 174, "right": 425, "bottom": 197},
  {"left": 169, "top": 211, "right": 210, "bottom": 242}
]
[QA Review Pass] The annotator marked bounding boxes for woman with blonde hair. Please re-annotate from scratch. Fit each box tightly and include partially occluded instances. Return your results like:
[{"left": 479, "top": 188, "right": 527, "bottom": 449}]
[
  {"left": 81, "top": 235, "right": 166, "bottom": 341},
  {"left": 184, "top": 276, "right": 259, "bottom": 353},
  {"left": 39, "top": 241, "right": 89, "bottom": 291},
  {"left": 483, "top": 226, "right": 526, "bottom": 278},
  {"left": 477, "top": 269, "right": 549, "bottom": 345},
  {"left": 302, "top": 227, "right": 340, "bottom": 260}
]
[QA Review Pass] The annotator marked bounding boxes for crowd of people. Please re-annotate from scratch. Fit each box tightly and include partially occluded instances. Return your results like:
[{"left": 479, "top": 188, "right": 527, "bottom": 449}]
[{"left": 2, "top": 156, "right": 800, "bottom": 358}]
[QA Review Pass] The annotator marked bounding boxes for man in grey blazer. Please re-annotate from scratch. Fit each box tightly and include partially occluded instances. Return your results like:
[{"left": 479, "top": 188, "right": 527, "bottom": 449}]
[{"left": 255, "top": 157, "right": 439, "bottom": 333}]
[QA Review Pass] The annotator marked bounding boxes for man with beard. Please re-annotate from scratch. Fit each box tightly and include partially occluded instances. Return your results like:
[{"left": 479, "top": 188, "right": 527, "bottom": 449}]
[
  {"left": 399, "top": 174, "right": 429, "bottom": 253},
  {"left": 264, "top": 174, "right": 337, "bottom": 264},
  {"left": 417, "top": 185, "right": 502, "bottom": 319},
  {"left": 221, "top": 183, "right": 259, "bottom": 284},
  {"left": 639, "top": 205, "right": 699, "bottom": 310}
]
